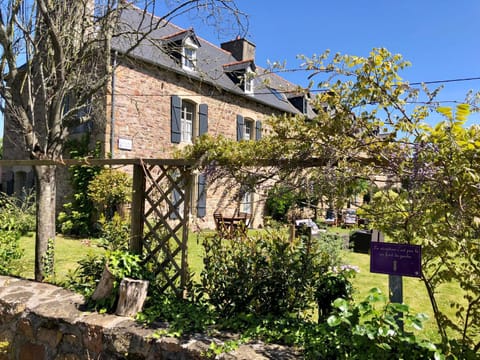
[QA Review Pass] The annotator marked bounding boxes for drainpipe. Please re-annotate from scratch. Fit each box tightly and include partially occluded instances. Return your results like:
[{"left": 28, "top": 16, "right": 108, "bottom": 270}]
[{"left": 110, "top": 51, "right": 117, "bottom": 159}]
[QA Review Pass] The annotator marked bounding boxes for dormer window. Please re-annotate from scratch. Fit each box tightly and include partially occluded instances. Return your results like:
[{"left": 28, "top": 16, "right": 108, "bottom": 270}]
[
  {"left": 287, "top": 93, "right": 311, "bottom": 115},
  {"left": 182, "top": 37, "right": 198, "bottom": 71},
  {"left": 244, "top": 70, "right": 254, "bottom": 95},
  {"left": 162, "top": 29, "right": 200, "bottom": 72},
  {"left": 223, "top": 60, "right": 256, "bottom": 95}
]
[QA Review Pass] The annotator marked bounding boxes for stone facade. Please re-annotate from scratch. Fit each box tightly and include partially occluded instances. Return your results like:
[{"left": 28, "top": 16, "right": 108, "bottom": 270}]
[
  {"left": 0, "top": 276, "right": 299, "bottom": 360},
  {"left": 103, "top": 57, "right": 286, "bottom": 229}
]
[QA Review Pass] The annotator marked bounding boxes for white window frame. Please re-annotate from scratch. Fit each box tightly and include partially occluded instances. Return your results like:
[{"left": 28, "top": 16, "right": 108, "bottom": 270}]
[
  {"left": 241, "top": 191, "right": 254, "bottom": 214},
  {"left": 182, "top": 38, "right": 198, "bottom": 71},
  {"left": 244, "top": 119, "right": 254, "bottom": 140},
  {"left": 303, "top": 96, "right": 308, "bottom": 115},
  {"left": 181, "top": 100, "right": 195, "bottom": 143},
  {"left": 244, "top": 66, "right": 254, "bottom": 95}
]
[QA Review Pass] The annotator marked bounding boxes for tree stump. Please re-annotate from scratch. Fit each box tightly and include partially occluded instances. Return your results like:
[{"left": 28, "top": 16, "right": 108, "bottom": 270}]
[
  {"left": 115, "top": 278, "right": 149, "bottom": 317},
  {"left": 91, "top": 265, "right": 115, "bottom": 301}
]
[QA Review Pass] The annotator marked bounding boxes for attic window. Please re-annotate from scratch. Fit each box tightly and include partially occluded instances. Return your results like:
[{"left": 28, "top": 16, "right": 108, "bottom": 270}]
[
  {"left": 182, "top": 38, "right": 197, "bottom": 71},
  {"left": 162, "top": 30, "right": 200, "bottom": 71},
  {"left": 244, "top": 71, "right": 254, "bottom": 94},
  {"left": 223, "top": 60, "right": 256, "bottom": 95}
]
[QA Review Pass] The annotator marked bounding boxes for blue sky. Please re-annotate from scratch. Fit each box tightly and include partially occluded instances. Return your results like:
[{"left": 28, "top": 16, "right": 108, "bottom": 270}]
[{"left": 169, "top": 0, "right": 480, "bottom": 126}]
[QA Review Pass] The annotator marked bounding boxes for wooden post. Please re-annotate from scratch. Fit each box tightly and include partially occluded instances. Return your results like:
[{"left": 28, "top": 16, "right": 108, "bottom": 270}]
[
  {"left": 130, "top": 164, "right": 145, "bottom": 255},
  {"left": 180, "top": 169, "right": 193, "bottom": 295},
  {"left": 115, "top": 278, "right": 149, "bottom": 317}
]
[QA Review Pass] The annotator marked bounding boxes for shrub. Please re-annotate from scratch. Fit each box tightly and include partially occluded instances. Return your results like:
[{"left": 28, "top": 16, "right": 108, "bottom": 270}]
[
  {"left": 311, "top": 288, "right": 443, "bottom": 359},
  {"left": 316, "top": 265, "right": 357, "bottom": 321},
  {"left": 96, "top": 213, "right": 130, "bottom": 251},
  {"left": 265, "top": 185, "right": 297, "bottom": 221},
  {"left": 0, "top": 192, "right": 33, "bottom": 275},
  {"left": 0, "top": 229, "right": 22, "bottom": 275},
  {"left": 201, "top": 229, "right": 344, "bottom": 318},
  {"left": 87, "top": 169, "right": 132, "bottom": 220},
  {"left": 0, "top": 190, "right": 35, "bottom": 235}
]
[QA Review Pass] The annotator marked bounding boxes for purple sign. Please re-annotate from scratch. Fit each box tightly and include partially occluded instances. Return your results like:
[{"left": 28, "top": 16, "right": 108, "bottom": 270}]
[{"left": 370, "top": 242, "right": 422, "bottom": 278}]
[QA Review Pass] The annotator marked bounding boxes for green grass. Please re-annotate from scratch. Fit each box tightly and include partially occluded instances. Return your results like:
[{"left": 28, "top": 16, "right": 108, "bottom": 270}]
[{"left": 13, "top": 234, "right": 105, "bottom": 282}]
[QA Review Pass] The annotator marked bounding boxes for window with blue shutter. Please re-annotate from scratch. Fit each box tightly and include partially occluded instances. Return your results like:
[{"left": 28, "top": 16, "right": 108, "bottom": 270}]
[
  {"left": 199, "top": 104, "right": 208, "bottom": 136},
  {"left": 197, "top": 173, "right": 207, "bottom": 218},
  {"left": 171, "top": 95, "right": 182, "bottom": 143},
  {"left": 236, "top": 115, "right": 244, "bottom": 141},
  {"left": 255, "top": 120, "right": 262, "bottom": 140}
]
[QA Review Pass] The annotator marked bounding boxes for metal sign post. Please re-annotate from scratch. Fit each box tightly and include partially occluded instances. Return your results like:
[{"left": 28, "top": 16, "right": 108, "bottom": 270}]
[{"left": 370, "top": 231, "right": 422, "bottom": 331}]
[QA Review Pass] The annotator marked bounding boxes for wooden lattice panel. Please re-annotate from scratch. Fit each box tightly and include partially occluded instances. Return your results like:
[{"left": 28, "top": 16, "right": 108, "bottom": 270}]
[{"left": 133, "top": 161, "right": 192, "bottom": 295}]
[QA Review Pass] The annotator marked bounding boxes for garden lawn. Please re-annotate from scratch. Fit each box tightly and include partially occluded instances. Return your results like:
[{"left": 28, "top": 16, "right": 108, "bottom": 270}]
[
  {"left": 13, "top": 228, "right": 462, "bottom": 344},
  {"left": 13, "top": 234, "right": 105, "bottom": 282}
]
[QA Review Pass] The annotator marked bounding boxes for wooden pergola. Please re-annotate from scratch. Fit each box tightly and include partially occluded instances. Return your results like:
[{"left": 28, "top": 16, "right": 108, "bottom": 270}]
[{"left": 1, "top": 158, "right": 195, "bottom": 295}]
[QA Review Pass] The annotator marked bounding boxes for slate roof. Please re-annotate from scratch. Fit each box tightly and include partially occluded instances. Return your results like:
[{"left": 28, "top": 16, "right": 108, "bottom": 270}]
[{"left": 111, "top": 5, "right": 308, "bottom": 115}]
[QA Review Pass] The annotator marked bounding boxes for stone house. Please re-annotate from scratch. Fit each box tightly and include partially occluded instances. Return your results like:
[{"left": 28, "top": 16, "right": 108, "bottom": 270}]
[{"left": 2, "top": 4, "right": 313, "bottom": 230}]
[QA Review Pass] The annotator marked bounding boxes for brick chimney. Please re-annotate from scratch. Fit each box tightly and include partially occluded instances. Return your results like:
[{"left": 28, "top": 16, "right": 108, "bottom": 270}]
[{"left": 221, "top": 37, "right": 256, "bottom": 61}]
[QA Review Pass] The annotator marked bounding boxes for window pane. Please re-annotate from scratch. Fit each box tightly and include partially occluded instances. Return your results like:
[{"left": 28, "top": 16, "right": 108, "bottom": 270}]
[
  {"left": 183, "top": 47, "right": 196, "bottom": 69},
  {"left": 181, "top": 102, "right": 194, "bottom": 142},
  {"left": 244, "top": 121, "right": 252, "bottom": 140}
]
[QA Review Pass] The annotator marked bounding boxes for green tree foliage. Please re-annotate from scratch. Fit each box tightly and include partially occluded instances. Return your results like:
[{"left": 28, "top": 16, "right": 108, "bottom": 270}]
[
  {"left": 181, "top": 48, "right": 480, "bottom": 355},
  {"left": 363, "top": 105, "right": 480, "bottom": 354}
]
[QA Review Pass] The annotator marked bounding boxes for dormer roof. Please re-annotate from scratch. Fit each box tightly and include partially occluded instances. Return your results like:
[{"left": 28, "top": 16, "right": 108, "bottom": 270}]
[
  {"left": 223, "top": 59, "right": 256, "bottom": 73},
  {"left": 162, "top": 29, "right": 201, "bottom": 47}
]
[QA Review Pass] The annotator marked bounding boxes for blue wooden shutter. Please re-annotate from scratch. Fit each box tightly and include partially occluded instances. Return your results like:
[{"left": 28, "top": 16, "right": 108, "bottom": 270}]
[
  {"left": 236, "top": 115, "right": 244, "bottom": 141},
  {"left": 199, "top": 104, "right": 208, "bottom": 136},
  {"left": 255, "top": 120, "right": 262, "bottom": 140},
  {"left": 171, "top": 95, "right": 182, "bottom": 143},
  {"left": 197, "top": 173, "right": 207, "bottom": 218},
  {"left": 170, "top": 188, "right": 180, "bottom": 219}
]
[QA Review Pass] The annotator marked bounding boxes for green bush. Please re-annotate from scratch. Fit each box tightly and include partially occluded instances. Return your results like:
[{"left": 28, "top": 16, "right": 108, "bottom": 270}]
[
  {"left": 87, "top": 169, "right": 132, "bottom": 220},
  {"left": 265, "top": 185, "right": 297, "bottom": 221},
  {"left": 0, "top": 192, "right": 33, "bottom": 275},
  {"left": 0, "top": 229, "right": 22, "bottom": 275},
  {"left": 201, "top": 229, "right": 344, "bottom": 318},
  {"left": 97, "top": 213, "right": 130, "bottom": 251},
  {"left": 310, "top": 288, "right": 443, "bottom": 359},
  {"left": 0, "top": 191, "right": 35, "bottom": 235}
]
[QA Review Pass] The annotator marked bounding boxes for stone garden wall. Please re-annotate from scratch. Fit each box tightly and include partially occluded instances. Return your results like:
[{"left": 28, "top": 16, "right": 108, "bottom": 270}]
[{"left": 0, "top": 276, "right": 298, "bottom": 360}]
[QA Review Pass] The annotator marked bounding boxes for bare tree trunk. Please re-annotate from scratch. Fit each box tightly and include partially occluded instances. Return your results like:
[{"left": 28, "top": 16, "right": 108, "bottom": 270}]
[{"left": 34, "top": 165, "right": 57, "bottom": 282}]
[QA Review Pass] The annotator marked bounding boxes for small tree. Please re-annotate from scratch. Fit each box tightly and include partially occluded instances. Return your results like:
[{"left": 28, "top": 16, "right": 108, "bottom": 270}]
[{"left": 0, "top": 0, "right": 246, "bottom": 281}]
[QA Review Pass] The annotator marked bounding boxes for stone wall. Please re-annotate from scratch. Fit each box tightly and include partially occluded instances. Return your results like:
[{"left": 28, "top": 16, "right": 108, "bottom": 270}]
[{"left": 0, "top": 276, "right": 298, "bottom": 360}]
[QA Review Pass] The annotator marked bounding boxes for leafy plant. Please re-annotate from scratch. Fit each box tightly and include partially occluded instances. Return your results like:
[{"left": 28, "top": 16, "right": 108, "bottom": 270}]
[
  {"left": 87, "top": 168, "right": 132, "bottom": 220},
  {"left": 58, "top": 136, "right": 102, "bottom": 236},
  {"left": 200, "top": 229, "right": 344, "bottom": 318},
  {"left": 97, "top": 213, "right": 130, "bottom": 251},
  {"left": 0, "top": 190, "right": 35, "bottom": 235},
  {"left": 317, "top": 288, "right": 443, "bottom": 359},
  {"left": 0, "top": 229, "right": 22, "bottom": 275},
  {"left": 316, "top": 264, "right": 357, "bottom": 321}
]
